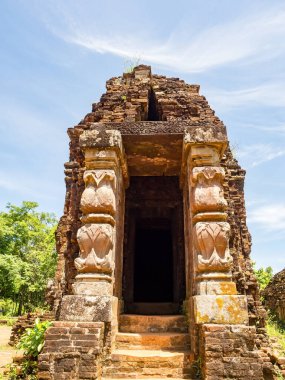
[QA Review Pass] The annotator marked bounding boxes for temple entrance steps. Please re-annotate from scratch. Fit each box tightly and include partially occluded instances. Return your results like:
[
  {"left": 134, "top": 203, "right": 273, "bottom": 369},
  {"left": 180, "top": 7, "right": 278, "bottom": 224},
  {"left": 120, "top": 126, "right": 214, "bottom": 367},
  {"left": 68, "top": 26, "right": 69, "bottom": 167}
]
[
  {"left": 102, "top": 314, "right": 196, "bottom": 379},
  {"left": 119, "top": 315, "right": 188, "bottom": 334}
]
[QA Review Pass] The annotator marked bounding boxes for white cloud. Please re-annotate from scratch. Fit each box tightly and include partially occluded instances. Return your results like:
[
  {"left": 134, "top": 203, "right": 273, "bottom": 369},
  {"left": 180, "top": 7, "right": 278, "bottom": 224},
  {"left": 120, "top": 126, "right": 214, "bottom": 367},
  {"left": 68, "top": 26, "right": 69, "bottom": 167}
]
[
  {"left": 259, "top": 125, "right": 285, "bottom": 135},
  {"left": 248, "top": 203, "right": 285, "bottom": 232},
  {"left": 40, "top": 3, "right": 285, "bottom": 73},
  {"left": 237, "top": 143, "right": 285, "bottom": 167},
  {"left": 228, "top": 122, "right": 285, "bottom": 136},
  {"left": 206, "top": 83, "right": 285, "bottom": 111}
]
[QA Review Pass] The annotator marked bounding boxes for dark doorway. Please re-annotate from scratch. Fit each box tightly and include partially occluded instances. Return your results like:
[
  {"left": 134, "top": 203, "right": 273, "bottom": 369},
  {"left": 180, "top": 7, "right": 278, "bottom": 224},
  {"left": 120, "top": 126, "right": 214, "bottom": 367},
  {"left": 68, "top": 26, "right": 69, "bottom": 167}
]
[
  {"left": 123, "top": 176, "right": 185, "bottom": 315},
  {"left": 134, "top": 225, "right": 173, "bottom": 303}
]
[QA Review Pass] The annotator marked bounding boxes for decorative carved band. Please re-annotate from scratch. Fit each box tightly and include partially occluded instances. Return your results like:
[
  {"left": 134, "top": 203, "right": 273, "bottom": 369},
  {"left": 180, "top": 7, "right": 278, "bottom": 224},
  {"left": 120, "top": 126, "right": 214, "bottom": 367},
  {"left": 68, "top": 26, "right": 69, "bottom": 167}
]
[
  {"left": 193, "top": 222, "right": 232, "bottom": 272},
  {"left": 80, "top": 170, "right": 116, "bottom": 216},
  {"left": 191, "top": 166, "right": 225, "bottom": 184},
  {"left": 192, "top": 212, "right": 227, "bottom": 224},
  {"left": 75, "top": 223, "right": 114, "bottom": 274},
  {"left": 81, "top": 214, "right": 115, "bottom": 226}
]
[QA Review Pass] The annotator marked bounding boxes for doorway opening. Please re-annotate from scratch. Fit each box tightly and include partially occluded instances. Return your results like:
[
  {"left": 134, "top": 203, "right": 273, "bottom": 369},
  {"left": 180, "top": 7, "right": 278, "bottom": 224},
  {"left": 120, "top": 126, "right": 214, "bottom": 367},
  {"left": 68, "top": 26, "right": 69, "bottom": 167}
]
[
  {"left": 123, "top": 176, "right": 185, "bottom": 315},
  {"left": 134, "top": 222, "right": 173, "bottom": 303}
]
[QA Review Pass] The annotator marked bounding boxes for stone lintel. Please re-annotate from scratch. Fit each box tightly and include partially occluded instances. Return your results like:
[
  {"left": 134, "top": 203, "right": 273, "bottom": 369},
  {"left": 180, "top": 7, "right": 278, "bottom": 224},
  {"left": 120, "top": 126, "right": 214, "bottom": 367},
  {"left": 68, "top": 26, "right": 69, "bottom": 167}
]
[
  {"left": 193, "top": 295, "right": 248, "bottom": 325},
  {"left": 79, "top": 122, "right": 227, "bottom": 177},
  {"left": 89, "top": 121, "right": 226, "bottom": 137},
  {"left": 59, "top": 295, "right": 118, "bottom": 322}
]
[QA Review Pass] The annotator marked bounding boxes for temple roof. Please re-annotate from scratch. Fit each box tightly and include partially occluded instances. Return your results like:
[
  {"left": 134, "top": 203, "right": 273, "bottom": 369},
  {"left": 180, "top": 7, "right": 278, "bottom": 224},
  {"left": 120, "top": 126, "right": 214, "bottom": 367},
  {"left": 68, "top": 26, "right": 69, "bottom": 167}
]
[
  {"left": 72, "top": 65, "right": 227, "bottom": 177},
  {"left": 80, "top": 65, "right": 224, "bottom": 127}
]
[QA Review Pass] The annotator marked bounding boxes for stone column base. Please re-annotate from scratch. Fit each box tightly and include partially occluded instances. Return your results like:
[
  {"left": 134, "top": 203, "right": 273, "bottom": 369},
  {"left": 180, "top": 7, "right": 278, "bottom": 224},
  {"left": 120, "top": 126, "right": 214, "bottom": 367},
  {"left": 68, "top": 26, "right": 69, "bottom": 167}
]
[
  {"left": 72, "top": 274, "right": 113, "bottom": 296},
  {"left": 193, "top": 295, "right": 248, "bottom": 324},
  {"left": 59, "top": 295, "right": 118, "bottom": 323}
]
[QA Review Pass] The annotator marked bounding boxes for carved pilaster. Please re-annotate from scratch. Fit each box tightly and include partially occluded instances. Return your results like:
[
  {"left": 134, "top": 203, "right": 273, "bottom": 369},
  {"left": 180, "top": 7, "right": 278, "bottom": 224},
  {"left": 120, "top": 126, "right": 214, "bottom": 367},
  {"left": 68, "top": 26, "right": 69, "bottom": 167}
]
[
  {"left": 73, "top": 129, "right": 128, "bottom": 296},
  {"left": 182, "top": 128, "right": 248, "bottom": 325},
  {"left": 183, "top": 138, "right": 233, "bottom": 288},
  {"left": 60, "top": 129, "right": 128, "bottom": 322}
]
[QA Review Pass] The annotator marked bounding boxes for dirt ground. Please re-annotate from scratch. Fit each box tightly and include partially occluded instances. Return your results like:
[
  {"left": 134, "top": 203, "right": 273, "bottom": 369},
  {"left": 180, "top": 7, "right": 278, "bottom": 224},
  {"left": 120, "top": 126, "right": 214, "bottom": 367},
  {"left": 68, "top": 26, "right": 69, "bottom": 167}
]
[{"left": 0, "top": 326, "right": 16, "bottom": 376}]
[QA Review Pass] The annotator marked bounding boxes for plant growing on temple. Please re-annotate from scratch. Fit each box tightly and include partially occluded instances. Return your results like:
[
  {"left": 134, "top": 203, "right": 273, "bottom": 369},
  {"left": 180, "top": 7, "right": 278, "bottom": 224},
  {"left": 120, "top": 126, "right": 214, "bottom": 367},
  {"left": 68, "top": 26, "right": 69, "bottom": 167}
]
[
  {"left": 0, "top": 201, "right": 58, "bottom": 315},
  {"left": 192, "top": 356, "right": 202, "bottom": 379},
  {"left": 6, "top": 318, "right": 52, "bottom": 379},
  {"left": 18, "top": 318, "right": 52, "bottom": 358},
  {"left": 123, "top": 57, "right": 141, "bottom": 73}
]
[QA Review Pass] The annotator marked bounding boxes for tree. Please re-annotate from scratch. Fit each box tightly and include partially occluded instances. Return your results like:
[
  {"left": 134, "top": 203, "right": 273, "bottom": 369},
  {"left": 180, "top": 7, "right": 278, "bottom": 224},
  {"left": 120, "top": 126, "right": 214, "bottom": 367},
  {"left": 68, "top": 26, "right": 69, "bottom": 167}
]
[
  {"left": 253, "top": 263, "right": 273, "bottom": 290},
  {"left": 0, "top": 201, "right": 58, "bottom": 315}
]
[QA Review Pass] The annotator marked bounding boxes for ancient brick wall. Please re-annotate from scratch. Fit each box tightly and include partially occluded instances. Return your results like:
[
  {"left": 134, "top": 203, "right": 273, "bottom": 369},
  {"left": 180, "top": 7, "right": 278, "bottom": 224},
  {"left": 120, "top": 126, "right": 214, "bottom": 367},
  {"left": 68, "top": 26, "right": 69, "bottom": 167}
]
[
  {"left": 199, "top": 324, "right": 264, "bottom": 379},
  {"left": 38, "top": 322, "right": 107, "bottom": 380},
  {"left": 263, "top": 268, "right": 285, "bottom": 321}
]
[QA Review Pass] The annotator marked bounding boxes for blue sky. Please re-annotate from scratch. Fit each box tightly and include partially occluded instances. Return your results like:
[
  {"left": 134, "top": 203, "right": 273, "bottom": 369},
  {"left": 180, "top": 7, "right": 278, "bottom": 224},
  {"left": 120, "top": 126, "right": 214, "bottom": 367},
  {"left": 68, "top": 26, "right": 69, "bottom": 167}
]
[{"left": 1, "top": 0, "right": 285, "bottom": 272}]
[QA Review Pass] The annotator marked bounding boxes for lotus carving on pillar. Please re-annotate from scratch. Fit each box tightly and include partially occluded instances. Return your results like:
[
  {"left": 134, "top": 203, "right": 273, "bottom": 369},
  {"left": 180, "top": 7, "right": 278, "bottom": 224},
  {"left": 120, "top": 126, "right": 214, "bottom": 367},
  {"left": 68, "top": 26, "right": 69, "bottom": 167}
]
[
  {"left": 80, "top": 170, "right": 116, "bottom": 215},
  {"left": 191, "top": 167, "right": 227, "bottom": 213},
  {"left": 75, "top": 223, "right": 114, "bottom": 274},
  {"left": 194, "top": 222, "right": 232, "bottom": 272}
]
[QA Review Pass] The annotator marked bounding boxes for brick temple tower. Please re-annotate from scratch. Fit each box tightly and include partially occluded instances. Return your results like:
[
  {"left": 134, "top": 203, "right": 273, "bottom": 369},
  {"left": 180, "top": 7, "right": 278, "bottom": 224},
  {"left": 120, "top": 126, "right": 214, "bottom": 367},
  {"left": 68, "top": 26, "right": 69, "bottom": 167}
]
[{"left": 39, "top": 66, "right": 275, "bottom": 379}]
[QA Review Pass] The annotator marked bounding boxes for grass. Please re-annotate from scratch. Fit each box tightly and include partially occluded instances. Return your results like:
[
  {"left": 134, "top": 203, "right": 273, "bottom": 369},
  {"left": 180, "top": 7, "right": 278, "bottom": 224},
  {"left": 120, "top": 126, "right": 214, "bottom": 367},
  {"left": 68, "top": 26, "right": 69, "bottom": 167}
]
[{"left": 266, "top": 313, "right": 285, "bottom": 355}]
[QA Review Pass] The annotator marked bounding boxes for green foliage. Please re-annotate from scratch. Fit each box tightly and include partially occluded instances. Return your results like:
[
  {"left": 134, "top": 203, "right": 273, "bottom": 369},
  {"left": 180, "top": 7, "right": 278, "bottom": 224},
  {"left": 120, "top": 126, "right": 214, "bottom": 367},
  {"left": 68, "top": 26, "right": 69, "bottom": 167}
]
[
  {"left": 266, "top": 313, "right": 285, "bottom": 354},
  {"left": 0, "top": 298, "right": 15, "bottom": 316},
  {"left": 11, "top": 319, "right": 51, "bottom": 379},
  {"left": 253, "top": 262, "right": 273, "bottom": 290},
  {"left": 6, "top": 359, "right": 38, "bottom": 380},
  {"left": 0, "top": 201, "right": 58, "bottom": 315},
  {"left": 0, "top": 314, "right": 16, "bottom": 326},
  {"left": 276, "top": 373, "right": 284, "bottom": 380},
  {"left": 18, "top": 318, "right": 51, "bottom": 358},
  {"left": 192, "top": 356, "right": 202, "bottom": 379}
]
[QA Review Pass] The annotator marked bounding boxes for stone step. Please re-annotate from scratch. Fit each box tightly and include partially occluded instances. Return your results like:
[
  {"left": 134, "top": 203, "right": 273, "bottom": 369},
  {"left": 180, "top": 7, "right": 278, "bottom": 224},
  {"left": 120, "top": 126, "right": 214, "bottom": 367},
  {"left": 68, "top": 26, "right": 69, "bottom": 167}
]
[
  {"left": 102, "top": 370, "right": 194, "bottom": 379},
  {"left": 102, "top": 378, "right": 190, "bottom": 380},
  {"left": 125, "top": 302, "right": 180, "bottom": 315},
  {"left": 119, "top": 315, "right": 188, "bottom": 333},
  {"left": 115, "top": 332, "right": 190, "bottom": 350},
  {"left": 108, "top": 349, "right": 193, "bottom": 367},
  {"left": 103, "top": 367, "right": 195, "bottom": 379},
  {"left": 103, "top": 366, "right": 194, "bottom": 379}
]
